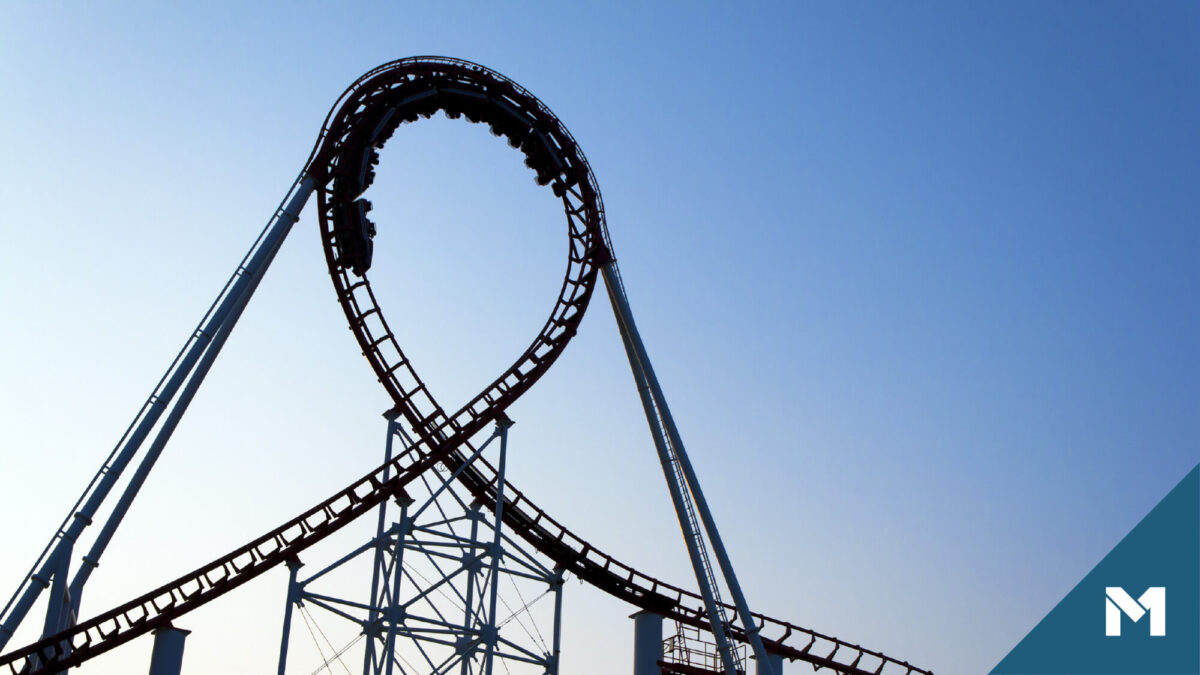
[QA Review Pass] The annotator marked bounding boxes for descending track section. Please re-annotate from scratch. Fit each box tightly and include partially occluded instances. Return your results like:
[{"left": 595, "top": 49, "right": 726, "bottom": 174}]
[{"left": 0, "top": 57, "right": 931, "bottom": 675}]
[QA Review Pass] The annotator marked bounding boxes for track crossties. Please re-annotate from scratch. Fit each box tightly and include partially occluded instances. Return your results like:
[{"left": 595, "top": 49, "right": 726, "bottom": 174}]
[
  {"left": 0, "top": 58, "right": 931, "bottom": 675},
  {"left": 309, "top": 57, "right": 611, "bottom": 451}
]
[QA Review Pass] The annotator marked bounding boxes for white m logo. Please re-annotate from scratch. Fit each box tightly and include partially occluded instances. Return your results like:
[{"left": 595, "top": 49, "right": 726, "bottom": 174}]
[{"left": 1105, "top": 586, "right": 1165, "bottom": 636}]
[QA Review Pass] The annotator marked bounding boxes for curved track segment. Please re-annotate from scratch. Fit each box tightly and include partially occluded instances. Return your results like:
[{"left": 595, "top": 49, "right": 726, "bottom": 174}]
[{"left": 0, "top": 58, "right": 931, "bottom": 675}]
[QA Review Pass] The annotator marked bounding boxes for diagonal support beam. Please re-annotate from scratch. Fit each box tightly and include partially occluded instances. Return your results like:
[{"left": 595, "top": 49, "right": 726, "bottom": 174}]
[{"left": 602, "top": 263, "right": 775, "bottom": 675}]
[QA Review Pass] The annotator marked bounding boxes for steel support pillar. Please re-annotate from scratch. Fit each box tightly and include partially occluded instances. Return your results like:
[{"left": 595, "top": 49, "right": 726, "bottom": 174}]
[
  {"left": 275, "top": 419, "right": 562, "bottom": 675},
  {"left": 757, "top": 651, "right": 784, "bottom": 675},
  {"left": 276, "top": 559, "right": 304, "bottom": 675},
  {"left": 38, "top": 542, "right": 72, "bottom": 643},
  {"left": 630, "top": 611, "right": 663, "bottom": 675},
  {"left": 480, "top": 421, "right": 511, "bottom": 674},
  {"left": 549, "top": 566, "right": 564, "bottom": 674},
  {"left": 147, "top": 625, "right": 190, "bottom": 675},
  {"left": 602, "top": 264, "right": 738, "bottom": 674},
  {"left": 0, "top": 174, "right": 316, "bottom": 651},
  {"left": 602, "top": 263, "right": 774, "bottom": 675},
  {"left": 379, "top": 499, "right": 410, "bottom": 675}
]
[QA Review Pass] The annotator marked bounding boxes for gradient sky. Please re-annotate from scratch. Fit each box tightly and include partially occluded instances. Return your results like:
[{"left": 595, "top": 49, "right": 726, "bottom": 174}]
[{"left": 0, "top": 3, "right": 1197, "bottom": 674}]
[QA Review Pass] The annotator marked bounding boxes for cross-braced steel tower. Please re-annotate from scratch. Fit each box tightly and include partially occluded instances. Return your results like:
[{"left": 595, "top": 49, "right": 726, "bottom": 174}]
[{"left": 276, "top": 420, "right": 564, "bottom": 675}]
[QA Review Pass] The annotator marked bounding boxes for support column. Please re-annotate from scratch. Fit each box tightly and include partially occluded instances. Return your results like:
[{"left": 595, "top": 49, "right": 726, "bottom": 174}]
[
  {"left": 276, "top": 558, "right": 303, "bottom": 675},
  {"left": 381, "top": 502, "right": 410, "bottom": 675},
  {"left": 365, "top": 418, "right": 401, "bottom": 675},
  {"left": 549, "top": 566, "right": 565, "bottom": 675},
  {"left": 458, "top": 504, "right": 483, "bottom": 674},
  {"left": 0, "top": 175, "right": 316, "bottom": 651},
  {"left": 631, "top": 611, "right": 662, "bottom": 675},
  {"left": 481, "top": 420, "right": 511, "bottom": 674},
  {"left": 757, "top": 651, "right": 783, "bottom": 675},
  {"left": 147, "top": 625, "right": 190, "bottom": 675},
  {"left": 39, "top": 543, "right": 72, "bottom": 642},
  {"left": 603, "top": 264, "right": 740, "bottom": 675}
]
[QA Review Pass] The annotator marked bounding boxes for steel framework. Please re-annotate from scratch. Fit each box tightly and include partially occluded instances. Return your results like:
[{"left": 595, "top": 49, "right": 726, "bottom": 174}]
[
  {"left": 276, "top": 420, "right": 563, "bottom": 675},
  {"left": 0, "top": 57, "right": 933, "bottom": 675}
]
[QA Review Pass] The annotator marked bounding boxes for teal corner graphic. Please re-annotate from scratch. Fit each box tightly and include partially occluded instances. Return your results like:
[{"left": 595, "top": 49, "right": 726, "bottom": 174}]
[{"left": 992, "top": 465, "right": 1200, "bottom": 675}]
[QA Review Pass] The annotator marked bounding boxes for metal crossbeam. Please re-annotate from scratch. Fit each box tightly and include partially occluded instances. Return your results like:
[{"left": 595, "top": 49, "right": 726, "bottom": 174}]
[{"left": 276, "top": 420, "right": 563, "bottom": 675}]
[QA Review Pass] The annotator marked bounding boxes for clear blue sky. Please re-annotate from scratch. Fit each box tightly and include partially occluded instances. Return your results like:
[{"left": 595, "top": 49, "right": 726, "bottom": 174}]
[{"left": 0, "top": 2, "right": 1196, "bottom": 673}]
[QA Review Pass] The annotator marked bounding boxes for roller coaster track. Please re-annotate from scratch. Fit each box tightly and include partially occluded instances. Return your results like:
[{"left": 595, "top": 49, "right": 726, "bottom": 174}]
[{"left": 0, "top": 57, "right": 931, "bottom": 675}]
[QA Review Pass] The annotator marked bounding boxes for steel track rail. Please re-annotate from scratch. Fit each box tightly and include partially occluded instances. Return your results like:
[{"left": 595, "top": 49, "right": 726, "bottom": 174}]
[{"left": 0, "top": 57, "right": 931, "bottom": 675}]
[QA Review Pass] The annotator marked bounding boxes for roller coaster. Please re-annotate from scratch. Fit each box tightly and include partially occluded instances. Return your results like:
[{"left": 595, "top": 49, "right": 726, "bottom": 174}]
[{"left": 0, "top": 57, "right": 933, "bottom": 675}]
